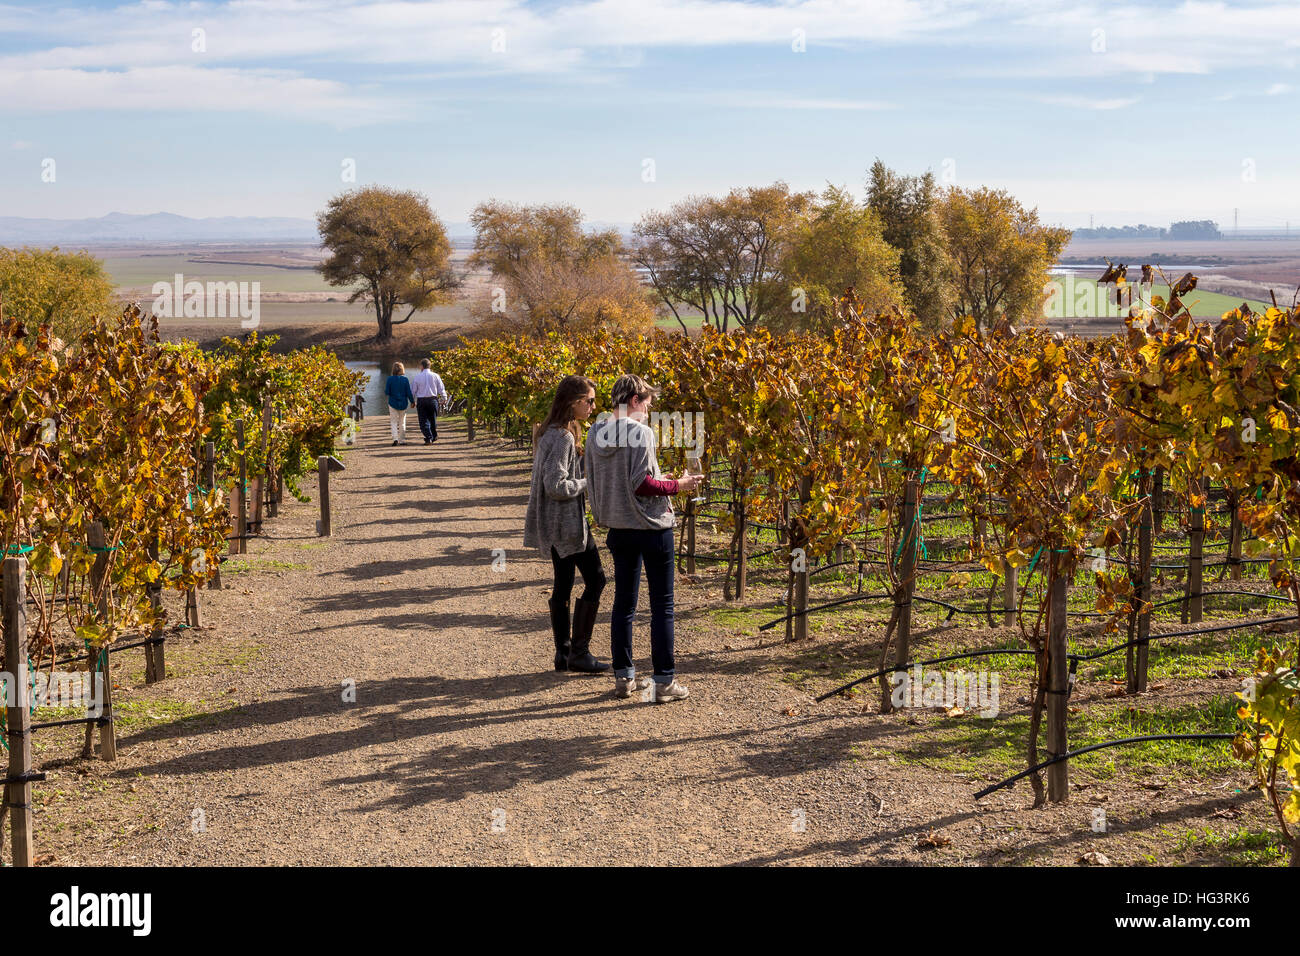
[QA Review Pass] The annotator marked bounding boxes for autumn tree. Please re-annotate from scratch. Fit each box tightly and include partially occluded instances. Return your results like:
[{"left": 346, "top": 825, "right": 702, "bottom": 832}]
[
  {"left": 0, "top": 246, "right": 116, "bottom": 343},
  {"left": 940, "top": 186, "right": 1070, "bottom": 330},
  {"left": 316, "top": 187, "right": 459, "bottom": 343},
  {"left": 468, "top": 200, "right": 650, "bottom": 337},
  {"left": 633, "top": 182, "right": 812, "bottom": 332},
  {"left": 866, "top": 161, "right": 954, "bottom": 329},
  {"left": 770, "top": 185, "right": 905, "bottom": 331}
]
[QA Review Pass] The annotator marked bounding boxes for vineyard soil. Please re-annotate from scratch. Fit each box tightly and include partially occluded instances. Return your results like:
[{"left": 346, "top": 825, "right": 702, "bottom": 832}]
[{"left": 27, "top": 416, "right": 1284, "bottom": 866}]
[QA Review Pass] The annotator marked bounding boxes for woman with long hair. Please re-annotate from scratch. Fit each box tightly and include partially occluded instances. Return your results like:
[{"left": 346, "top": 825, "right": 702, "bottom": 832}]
[{"left": 523, "top": 374, "right": 611, "bottom": 674}]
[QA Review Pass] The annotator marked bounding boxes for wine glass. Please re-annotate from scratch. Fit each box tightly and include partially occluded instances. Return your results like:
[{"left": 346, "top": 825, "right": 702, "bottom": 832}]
[{"left": 686, "top": 454, "right": 706, "bottom": 504}]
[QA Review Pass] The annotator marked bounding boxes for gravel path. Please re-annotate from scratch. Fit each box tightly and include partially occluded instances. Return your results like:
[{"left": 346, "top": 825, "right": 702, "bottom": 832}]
[{"left": 33, "top": 415, "right": 1268, "bottom": 866}]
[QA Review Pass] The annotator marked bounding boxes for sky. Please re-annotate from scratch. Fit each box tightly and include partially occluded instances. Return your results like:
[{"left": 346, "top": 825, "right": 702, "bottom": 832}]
[{"left": 0, "top": 0, "right": 1297, "bottom": 230}]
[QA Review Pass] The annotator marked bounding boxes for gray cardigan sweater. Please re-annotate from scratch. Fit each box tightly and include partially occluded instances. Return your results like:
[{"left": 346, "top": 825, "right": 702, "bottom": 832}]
[{"left": 523, "top": 427, "right": 592, "bottom": 558}]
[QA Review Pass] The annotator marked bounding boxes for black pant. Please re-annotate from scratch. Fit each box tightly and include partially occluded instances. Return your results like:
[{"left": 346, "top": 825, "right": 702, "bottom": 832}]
[
  {"left": 550, "top": 542, "right": 606, "bottom": 605},
  {"left": 415, "top": 397, "right": 439, "bottom": 441}
]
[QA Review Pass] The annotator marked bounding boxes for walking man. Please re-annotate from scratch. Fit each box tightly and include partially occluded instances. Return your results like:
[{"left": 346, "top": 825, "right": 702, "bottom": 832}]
[{"left": 411, "top": 358, "right": 448, "bottom": 444}]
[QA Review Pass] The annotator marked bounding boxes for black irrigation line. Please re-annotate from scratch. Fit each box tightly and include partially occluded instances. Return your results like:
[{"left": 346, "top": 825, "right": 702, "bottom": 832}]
[
  {"left": 758, "top": 592, "right": 896, "bottom": 631},
  {"left": 28, "top": 715, "right": 112, "bottom": 732},
  {"left": 1149, "top": 589, "right": 1293, "bottom": 611},
  {"left": 46, "top": 635, "right": 165, "bottom": 669},
  {"left": 1071, "top": 613, "right": 1300, "bottom": 663},
  {"left": 973, "top": 734, "right": 1235, "bottom": 800},
  {"left": 816, "top": 611, "right": 1300, "bottom": 702},
  {"left": 808, "top": 559, "right": 863, "bottom": 578},
  {"left": 815, "top": 646, "right": 1038, "bottom": 702}
]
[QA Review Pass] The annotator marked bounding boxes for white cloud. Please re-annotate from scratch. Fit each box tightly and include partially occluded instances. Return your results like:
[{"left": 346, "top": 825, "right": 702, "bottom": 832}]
[
  {"left": 10, "top": 139, "right": 32, "bottom": 149},
  {"left": 0, "top": 65, "right": 404, "bottom": 124},
  {"left": 0, "top": 0, "right": 1296, "bottom": 120},
  {"left": 703, "top": 92, "right": 895, "bottom": 111},
  {"left": 1265, "top": 82, "right": 1292, "bottom": 94},
  {"left": 1037, "top": 94, "right": 1140, "bottom": 110}
]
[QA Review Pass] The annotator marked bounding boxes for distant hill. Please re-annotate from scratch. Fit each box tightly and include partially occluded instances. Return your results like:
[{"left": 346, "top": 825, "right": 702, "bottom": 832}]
[
  {"left": 0, "top": 212, "right": 629, "bottom": 245},
  {"left": 0, "top": 212, "right": 320, "bottom": 244}
]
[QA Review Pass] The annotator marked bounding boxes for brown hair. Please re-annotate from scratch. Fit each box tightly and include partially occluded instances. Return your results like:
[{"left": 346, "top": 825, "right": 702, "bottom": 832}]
[
  {"left": 392, "top": 361, "right": 405, "bottom": 376},
  {"left": 610, "top": 373, "right": 658, "bottom": 408},
  {"left": 537, "top": 374, "right": 597, "bottom": 449}
]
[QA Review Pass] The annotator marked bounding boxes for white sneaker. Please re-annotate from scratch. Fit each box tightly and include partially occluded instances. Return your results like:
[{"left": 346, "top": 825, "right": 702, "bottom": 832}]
[
  {"left": 614, "top": 675, "right": 652, "bottom": 699},
  {"left": 654, "top": 679, "right": 689, "bottom": 704}
]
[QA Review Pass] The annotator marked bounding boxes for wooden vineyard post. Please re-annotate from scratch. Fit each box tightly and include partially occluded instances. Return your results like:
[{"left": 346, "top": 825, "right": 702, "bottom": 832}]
[
  {"left": 1152, "top": 466, "right": 1165, "bottom": 534},
  {"left": 1128, "top": 470, "right": 1153, "bottom": 694},
  {"left": 738, "top": 486, "right": 748, "bottom": 598},
  {"left": 1227, "top": 488, "right": 1243, "bottom": 581},
  {"left": 1003, "top": 561, "right": 1019, "bottom": 627},
  {"left": 186, "top": 586, "right": 200, "bottom": 629},
  {"left": 262, "top": 397, "right": 277, "bottom": 518},
  {"left": 234, "top": 418, "right": 247, "bottom": 555},
  {"left": 85, "top": 522, "right": 116, "bottom": 762},
  {"left": 3, "top": 557, "right": 35, "bottom": 867},
  {"left": 684, "top": 497, "right": 696, "bottom": 575},
  {"left": 318, "top": 457, "right": 331, "bottom": 537},
  {"left": 1187, "top": 478, "right": 1205, "bottom": 625},
  {"left": 204, "top": 442, "right": 221, "bottom": 590},
  {"left": 146, "top": 540, "right": 163, "bottom": 684},
  {"left": 317, "top": 456, "right": 345, "bottom": 536},
  {"left": 1046, "top": 548, "right": 1070, "bottom": 803},
  {"left": 791, "top": 475, "right": 812, "bottom": 643},
  {"left": 466, "top": 398, "right": 476, "bottom": 442},
  {"left": 895, "top": 474, "right": 919, "bottom": 667},
  {"left": 251, "top": 476, "right": 265, "bottom": 534}
]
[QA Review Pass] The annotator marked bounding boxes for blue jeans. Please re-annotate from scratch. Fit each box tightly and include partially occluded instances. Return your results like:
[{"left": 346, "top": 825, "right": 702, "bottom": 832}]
[{"left": 606, "top": 527, "right": 675, "bottom": 683}]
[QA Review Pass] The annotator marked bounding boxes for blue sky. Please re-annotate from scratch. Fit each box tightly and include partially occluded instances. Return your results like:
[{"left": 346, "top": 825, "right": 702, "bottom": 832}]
[{"left": 1, "top": 0, "right": 1297, "bottom": 229}]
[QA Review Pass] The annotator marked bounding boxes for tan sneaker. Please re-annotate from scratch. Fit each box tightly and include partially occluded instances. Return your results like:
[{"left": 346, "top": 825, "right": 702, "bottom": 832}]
[
  {"left": 614, "top": 675, "right": 651, "bottom": 699},
  {"left": 653, "top": 679, "right": 689, "bottom": 704}
]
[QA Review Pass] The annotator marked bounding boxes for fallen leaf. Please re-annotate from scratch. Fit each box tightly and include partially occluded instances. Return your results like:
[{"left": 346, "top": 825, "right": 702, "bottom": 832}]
[{"left": 917, "top": 831, "right": 953, "bottom": 848}]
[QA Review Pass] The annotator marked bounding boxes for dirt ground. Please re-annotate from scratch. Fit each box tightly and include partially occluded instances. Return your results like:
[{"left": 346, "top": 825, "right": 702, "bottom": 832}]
[{"left": 23, "top": 414, "right": 1283, "bottom": 867}]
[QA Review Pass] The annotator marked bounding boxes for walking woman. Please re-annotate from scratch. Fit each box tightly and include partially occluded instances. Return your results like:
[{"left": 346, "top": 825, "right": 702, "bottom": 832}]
[
  {"left": 385, "top": 361, "right": 416, "bottom": 445},
  {"left": 523, "top": 375, "right": 611, "bottom": 674},
  {"left": 587, "top": 374, "right": 702, "bottom": 702}
]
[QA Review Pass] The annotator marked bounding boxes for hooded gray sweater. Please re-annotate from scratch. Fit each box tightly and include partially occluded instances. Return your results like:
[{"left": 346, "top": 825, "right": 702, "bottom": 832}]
[{"left": 586, "top": 415, "right": 674, "bottom": 531}]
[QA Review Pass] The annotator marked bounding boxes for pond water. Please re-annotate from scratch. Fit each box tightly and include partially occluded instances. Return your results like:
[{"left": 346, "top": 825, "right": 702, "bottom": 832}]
[{"left": 346, "top": 359, "right": 422, "bottom": 414}]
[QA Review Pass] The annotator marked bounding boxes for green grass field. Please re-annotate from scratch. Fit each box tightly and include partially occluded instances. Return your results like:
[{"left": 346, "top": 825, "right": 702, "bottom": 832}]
[
  {"left": 102, "top": 253, "right": 335, "bottom": 294},
  {"left": 1049, "top": 272, "right": 1270, "bottom": 319}
]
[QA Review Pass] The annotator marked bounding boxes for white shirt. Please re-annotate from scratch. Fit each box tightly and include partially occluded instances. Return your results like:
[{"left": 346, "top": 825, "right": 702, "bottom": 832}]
[{"left": 411, "top": 369, "right": 447, "bottom": 400}]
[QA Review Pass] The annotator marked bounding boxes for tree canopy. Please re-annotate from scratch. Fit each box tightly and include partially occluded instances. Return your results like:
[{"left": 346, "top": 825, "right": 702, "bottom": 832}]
[
  {"left": 0, "top": 246, "right": 116, "bottom": 344},
  {"left": 316, "top": 186, "right": 458, "bottom": 343}
]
